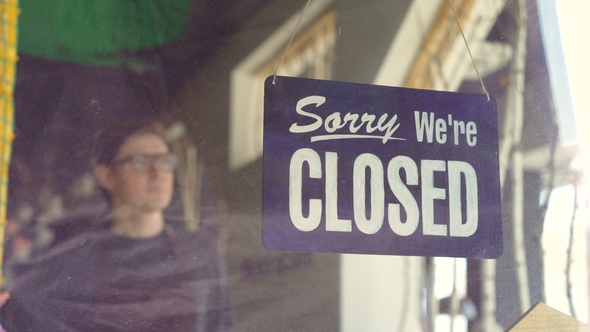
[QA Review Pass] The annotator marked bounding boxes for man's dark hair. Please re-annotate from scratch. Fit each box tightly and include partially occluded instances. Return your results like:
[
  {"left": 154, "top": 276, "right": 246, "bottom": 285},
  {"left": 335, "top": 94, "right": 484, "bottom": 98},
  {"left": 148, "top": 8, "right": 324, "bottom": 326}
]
[
  {"left": 93, "top": 118, "right": 167, "bottom": 202},
  {"left": 94, "top": 119, "right": 166, "bottom": 166}
]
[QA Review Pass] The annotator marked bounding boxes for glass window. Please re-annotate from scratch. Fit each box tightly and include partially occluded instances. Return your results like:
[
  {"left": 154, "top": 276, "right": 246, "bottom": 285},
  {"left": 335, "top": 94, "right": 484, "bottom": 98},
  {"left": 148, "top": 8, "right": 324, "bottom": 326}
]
[{"left": 0, "top": 0, "right": 587, "bottom": 331}]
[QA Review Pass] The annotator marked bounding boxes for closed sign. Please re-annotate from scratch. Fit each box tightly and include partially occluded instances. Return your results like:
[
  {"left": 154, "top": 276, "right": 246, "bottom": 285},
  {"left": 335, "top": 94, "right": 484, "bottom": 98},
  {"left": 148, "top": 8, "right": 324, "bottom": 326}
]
[{"left": 262, "top": 76, "right": 502, "bottom": 258}]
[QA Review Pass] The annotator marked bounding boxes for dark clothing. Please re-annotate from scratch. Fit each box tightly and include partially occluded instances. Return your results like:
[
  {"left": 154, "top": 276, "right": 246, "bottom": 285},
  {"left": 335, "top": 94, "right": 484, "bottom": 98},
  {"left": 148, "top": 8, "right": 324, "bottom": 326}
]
[{"left": 0, "top": 223, "right": 234, "bottom": 331}]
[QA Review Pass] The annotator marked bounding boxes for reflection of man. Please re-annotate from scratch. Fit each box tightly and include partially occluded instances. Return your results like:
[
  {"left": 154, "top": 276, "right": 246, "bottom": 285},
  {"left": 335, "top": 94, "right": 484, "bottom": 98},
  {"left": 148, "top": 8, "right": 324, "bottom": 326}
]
[
  {"left": 0, "top": 121, "right": 234, "bottom": 331},
  {"left": 94, "top": 124, "right": 177, "bottom": 239}
]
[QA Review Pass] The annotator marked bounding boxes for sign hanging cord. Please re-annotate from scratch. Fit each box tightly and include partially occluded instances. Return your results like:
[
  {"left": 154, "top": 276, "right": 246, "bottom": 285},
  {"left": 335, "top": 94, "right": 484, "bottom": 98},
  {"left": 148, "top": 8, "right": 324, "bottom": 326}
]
[
  {"left": 272, "top": 0, "right": 312, "bottom": 84},
  {"left": 272, "top": 0, "right": 491, "bottom": 102},
  {"left": 448, "top": 0, "right": 491, "bottom": 101}
]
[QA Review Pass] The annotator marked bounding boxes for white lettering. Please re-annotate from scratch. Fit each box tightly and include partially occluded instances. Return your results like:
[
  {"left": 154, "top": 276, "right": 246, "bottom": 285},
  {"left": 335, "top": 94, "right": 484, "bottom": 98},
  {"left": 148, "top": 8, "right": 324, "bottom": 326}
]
[
  {"left": 287, "top": 150, "right": 480, "bottom": 238},
  {"left": 435, "top": 118, "right": 447, "bottom": 143},
  {"left": 325, "top": 112, "right": 346, "bottom": 133},
  {"left": 466, "top": 121, "right": 477, "bottom": 146},
  {"left": 343, "top": 113, "right": 362, "bottom": 132},
  {"left": 377, "top": 114, "right": 400, "bottom": 143},
  {"left": 414, "top": 111, "right": 435, "bottom": 143},
  {"left": 421, "top": 160, "right": 447, "bottom": 236},
  {"left": 289, "top": 96, "right": 325, "bottom": 133},
  {"left": 361, "top": 114, "right": 377, "bottom": 133},
  {"left": 448, "top": 161, "right": 478, "bottom": 237},
  {"left": 290, "top": 96, "right": 403, "bottom": 143},
  {"left": 353, "top": 154, "right": 384, "bottom": 234},
  {"left": 289, "top": 148, "right": 322, "bottom": 231},
  {"left": 387, "top": 156, "right": 419, "bottom": 236},
  {"left": 453, "top": 120, "right": 465, "bottom": 145},
  {"left": 325, "top": 152, "right": 352, "bottom": 232}
]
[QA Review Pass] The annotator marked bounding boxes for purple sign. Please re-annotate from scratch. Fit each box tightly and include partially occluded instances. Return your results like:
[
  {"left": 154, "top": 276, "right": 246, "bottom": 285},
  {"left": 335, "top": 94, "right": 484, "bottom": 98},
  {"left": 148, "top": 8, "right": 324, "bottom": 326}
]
[{"left": 262, "top": 76, "right": 502, "bottom": 258}]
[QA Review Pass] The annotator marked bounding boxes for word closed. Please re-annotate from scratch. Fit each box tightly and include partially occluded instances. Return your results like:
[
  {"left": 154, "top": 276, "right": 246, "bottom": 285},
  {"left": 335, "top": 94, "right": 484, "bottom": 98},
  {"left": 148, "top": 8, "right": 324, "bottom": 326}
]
[{"left": 289, "top": 148, "right": 477, "bottom": 237}]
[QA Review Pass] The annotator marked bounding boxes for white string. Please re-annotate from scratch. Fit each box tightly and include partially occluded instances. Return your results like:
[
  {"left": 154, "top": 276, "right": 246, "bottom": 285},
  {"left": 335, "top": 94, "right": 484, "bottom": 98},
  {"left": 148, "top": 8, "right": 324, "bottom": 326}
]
[
  {"left": 448, "top": 0, "right": 491, "bottom": 101},
  {"left": 272, "top": 0, "right": 312, "bottom": 85}
]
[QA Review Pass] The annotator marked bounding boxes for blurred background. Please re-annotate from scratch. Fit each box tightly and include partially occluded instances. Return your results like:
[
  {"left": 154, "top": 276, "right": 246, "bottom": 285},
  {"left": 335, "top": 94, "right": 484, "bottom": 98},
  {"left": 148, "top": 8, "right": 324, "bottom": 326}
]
[{"left": 1, "top": 0, "right": 588, "bottom": 330}]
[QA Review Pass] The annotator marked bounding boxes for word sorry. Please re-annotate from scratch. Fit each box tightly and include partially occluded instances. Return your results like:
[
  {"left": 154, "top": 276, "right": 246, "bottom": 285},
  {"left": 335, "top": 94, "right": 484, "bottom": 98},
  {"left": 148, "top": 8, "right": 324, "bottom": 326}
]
[
  {"left": 289, "top": 95, "right": 404, "bottom": 143},
  {"left": 289, "top": 148, "right": 478, "bottom": 237}
]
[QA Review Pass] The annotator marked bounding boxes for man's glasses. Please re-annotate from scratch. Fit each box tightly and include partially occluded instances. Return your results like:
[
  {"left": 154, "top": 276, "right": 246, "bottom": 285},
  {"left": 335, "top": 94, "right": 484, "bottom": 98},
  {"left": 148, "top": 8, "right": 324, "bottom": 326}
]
[{"left": 110, "top": 153, "right": 178, "bottom": 172}]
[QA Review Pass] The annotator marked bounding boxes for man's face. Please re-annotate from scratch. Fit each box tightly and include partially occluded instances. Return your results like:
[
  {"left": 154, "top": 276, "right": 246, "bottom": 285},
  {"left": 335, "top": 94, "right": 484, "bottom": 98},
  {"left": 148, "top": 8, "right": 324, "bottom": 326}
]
[{"left": 102, "top": 133, "right": 174, "bottom": 213}]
